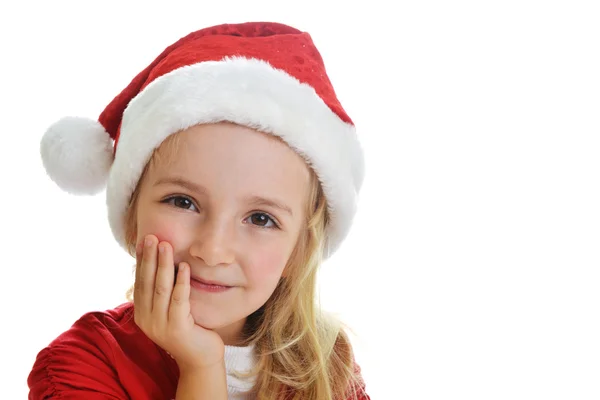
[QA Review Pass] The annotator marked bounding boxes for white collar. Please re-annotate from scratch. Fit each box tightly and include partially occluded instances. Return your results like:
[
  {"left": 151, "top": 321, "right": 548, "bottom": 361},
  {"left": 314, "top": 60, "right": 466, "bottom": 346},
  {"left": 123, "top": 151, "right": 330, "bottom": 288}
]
[{"left": 224, "top": 344, "right": 257, "bottom": 398}]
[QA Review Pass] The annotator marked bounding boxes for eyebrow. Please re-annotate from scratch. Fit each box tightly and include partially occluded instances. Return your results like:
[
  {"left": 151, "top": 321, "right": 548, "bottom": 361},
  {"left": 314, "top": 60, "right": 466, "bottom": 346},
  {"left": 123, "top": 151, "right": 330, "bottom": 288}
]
[
  {"left": 155, "top": 177, "right": 207, "bottom": 196},
  {"left": 245, "top": 195, "right": 294, "bottom": 217},
  {"left": 154, "top": 176, "right": 294, "bottom": 216}
]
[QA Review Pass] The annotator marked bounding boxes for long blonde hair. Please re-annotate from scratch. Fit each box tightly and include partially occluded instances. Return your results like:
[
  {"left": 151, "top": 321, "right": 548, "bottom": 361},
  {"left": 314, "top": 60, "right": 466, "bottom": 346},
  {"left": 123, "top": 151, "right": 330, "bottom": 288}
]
[{"left": 123, "top": 131, "right": 366, "bottom": 399}]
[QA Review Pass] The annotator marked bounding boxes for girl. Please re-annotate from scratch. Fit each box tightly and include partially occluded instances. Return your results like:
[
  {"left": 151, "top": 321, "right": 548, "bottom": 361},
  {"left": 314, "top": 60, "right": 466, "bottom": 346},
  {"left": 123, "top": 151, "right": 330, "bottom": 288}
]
[{"left": 30, "top": 22, "right": 368, "bottom": 400}]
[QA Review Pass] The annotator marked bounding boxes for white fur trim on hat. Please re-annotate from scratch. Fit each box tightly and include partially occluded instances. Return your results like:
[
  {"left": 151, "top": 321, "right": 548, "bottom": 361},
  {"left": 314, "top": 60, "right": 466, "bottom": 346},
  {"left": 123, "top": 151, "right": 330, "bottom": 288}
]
[
  {"left": 106, "top": 57, "right": 364, "bottom": 257},
  {"left": 40, "top": 117, "right": 114, "bottom": 195}
]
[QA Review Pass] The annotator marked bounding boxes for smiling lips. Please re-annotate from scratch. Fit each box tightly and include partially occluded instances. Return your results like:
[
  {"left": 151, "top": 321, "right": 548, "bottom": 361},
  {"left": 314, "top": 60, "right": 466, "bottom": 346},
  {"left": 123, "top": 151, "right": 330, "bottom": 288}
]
[
  {"left": 190, "top": 276, "right": 233, "bottom": 293},
  {"left": 193, "top": 276, "right": 231, "bottom": 287}
]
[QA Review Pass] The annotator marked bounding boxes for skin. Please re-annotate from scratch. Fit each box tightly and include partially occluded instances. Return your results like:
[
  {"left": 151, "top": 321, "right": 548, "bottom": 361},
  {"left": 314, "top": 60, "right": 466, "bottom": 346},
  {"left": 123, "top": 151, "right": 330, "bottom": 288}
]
[{"left": 132, "top": 123, "right": 310, "bottom": 393}]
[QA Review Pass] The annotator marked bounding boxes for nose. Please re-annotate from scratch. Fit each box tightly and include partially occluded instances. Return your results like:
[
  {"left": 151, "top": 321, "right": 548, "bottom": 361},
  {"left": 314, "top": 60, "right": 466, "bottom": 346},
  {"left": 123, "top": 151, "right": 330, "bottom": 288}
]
[{"left": 188, "top": 218, "right": 236, "bottom": 267}]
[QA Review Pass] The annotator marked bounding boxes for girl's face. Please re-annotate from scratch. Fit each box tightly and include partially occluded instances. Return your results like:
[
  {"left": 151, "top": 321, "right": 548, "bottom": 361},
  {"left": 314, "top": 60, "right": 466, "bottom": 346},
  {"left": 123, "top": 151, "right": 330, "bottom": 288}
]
[{"left": 134, "top": 123, "right": 310, "bottom": 345}]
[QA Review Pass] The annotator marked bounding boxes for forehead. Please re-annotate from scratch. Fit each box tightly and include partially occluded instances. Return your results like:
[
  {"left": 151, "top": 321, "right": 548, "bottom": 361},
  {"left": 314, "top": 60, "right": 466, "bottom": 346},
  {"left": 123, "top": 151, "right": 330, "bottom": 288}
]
[{"left": 147, "top": 123, "right": 311, "bottom": 204}]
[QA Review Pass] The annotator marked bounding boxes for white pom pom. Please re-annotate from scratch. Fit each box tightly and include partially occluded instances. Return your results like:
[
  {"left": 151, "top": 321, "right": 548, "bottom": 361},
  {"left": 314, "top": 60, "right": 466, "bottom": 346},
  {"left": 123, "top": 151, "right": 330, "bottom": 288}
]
[{"left": 40, "top": 116, "right": 114, "bottom": 195}]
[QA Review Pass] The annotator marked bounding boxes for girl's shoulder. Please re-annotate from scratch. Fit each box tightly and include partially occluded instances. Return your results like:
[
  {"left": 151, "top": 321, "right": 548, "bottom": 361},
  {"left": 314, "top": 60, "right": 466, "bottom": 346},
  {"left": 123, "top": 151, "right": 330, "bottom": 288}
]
[{"left": 27, "top": 303, "right": 179, "bottom": 399}]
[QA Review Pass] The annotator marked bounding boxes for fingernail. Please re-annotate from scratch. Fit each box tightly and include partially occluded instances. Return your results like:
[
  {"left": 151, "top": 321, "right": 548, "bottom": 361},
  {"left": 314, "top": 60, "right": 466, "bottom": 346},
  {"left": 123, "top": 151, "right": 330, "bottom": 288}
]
[
  {"left": 145, "top": 237, "right": 153, "bottom": 247},
  {"left": 158, "top": 243, "right": 165, "bottom": 253}
]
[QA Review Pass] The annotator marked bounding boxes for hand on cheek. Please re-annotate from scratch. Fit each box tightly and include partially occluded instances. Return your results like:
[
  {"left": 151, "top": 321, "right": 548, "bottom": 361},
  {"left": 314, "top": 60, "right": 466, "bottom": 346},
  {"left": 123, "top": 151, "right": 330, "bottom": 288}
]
[{"left": 133, "top": 234, "right": 225, "bottom": 372}]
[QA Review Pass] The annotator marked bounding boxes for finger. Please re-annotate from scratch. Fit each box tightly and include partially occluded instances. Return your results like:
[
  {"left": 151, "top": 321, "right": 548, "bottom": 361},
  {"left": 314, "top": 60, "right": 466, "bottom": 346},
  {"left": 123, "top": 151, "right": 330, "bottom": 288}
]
[
  {"left": 134, "top": 235, "right": 158, "bottom": 321},
  {"left": 153, "top": 241, "right": 175, "bottom": 326},
  {"left": 169, "top": 262, "right": 191, "bottom": 325}
]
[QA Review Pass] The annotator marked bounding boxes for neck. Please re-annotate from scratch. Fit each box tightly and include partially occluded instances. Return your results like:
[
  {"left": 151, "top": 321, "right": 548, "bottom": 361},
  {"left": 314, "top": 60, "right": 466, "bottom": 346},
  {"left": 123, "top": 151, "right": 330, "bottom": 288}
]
[{"left": 213, "top": 317, "right": 247, "bottom": 346}]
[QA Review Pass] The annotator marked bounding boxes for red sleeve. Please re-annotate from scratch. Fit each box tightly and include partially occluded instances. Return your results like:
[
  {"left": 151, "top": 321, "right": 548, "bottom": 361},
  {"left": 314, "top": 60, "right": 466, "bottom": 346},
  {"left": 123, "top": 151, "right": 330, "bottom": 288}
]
[{"left": 27, "top": 316, "right": 129, "bottom": 400}]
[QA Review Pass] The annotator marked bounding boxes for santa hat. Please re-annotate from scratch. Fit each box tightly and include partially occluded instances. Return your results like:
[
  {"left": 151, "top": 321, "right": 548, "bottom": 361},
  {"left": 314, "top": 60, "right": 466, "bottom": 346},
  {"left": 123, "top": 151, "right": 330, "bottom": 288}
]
[{"left": 40, "top": 22, "right": 364, "bottom": 257}]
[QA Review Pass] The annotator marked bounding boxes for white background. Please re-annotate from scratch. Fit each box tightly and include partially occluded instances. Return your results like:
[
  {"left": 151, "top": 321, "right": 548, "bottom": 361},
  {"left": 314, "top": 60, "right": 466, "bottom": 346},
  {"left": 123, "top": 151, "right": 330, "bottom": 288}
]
[{"left": 1, "top": 1, "right": 599, "bottom": 398}]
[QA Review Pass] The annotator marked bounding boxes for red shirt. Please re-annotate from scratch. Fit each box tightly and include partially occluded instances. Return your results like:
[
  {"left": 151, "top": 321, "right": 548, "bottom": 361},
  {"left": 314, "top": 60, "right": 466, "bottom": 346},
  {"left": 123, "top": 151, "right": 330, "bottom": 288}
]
[{"left": 27, "top": 303, "right": 370, "bottom": 399}]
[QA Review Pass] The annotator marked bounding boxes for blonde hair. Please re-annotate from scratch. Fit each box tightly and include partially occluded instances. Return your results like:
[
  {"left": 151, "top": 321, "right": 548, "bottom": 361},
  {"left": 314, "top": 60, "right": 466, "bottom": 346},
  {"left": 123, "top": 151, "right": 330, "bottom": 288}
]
[{"left": 124, "top": 131, "right": 366, "bottom": 399}]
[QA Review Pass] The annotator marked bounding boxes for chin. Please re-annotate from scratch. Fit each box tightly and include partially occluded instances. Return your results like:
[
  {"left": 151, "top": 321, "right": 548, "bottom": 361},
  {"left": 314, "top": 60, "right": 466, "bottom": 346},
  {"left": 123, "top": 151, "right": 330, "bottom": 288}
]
[
  {"left": 190, "top": 309, "right": 219, "bottom": 329},
  {"left": 190, "top": 302, "right": 232, "bottom": 329}
]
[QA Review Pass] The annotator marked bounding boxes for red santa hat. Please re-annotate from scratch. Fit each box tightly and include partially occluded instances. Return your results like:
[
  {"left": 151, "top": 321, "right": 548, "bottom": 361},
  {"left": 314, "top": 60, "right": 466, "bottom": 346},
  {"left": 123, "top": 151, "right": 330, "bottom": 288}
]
[{"left": 40, "top": 22, "right": 364, "bottom": 257}]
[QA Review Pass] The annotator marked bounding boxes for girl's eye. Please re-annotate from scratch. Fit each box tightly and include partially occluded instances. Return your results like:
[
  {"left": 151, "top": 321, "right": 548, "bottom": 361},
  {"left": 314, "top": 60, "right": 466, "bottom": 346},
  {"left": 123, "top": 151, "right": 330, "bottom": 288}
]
[
  {"left": 247, "top": 213, "right": 278, "bottom": 229},
  {"left": 163, "top": 196, "right": 198, "bottom": 211}
]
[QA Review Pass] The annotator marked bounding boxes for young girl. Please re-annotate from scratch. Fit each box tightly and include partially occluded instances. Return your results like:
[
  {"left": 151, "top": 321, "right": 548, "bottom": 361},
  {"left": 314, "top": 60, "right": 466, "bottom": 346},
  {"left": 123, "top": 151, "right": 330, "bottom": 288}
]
[{"left": 29, "top": 22, "right": 368, "bottom": 400}]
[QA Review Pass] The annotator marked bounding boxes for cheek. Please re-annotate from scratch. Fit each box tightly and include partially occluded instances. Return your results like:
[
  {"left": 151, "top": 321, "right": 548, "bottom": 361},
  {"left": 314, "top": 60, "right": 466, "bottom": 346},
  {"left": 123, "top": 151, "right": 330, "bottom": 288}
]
[
  {"left": 244, "top": 247, "right": 290, "bottom": 285},
  {"left": 136, "top": 211, "right": 187, "bottom": 247}
]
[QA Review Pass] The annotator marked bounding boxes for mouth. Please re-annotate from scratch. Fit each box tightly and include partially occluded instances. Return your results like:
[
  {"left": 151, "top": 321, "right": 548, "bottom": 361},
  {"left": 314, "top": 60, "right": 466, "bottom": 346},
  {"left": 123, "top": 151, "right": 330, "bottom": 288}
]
[{"left": 190, "top": 275, "right": 233, "bottom": 292}]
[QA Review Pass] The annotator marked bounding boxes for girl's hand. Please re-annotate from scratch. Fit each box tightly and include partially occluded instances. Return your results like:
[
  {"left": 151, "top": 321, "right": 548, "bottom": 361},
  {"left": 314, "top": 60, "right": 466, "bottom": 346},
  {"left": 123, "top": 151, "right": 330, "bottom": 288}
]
[{"left": 133, "top": 234, "right": 225, "bottom": 372}]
